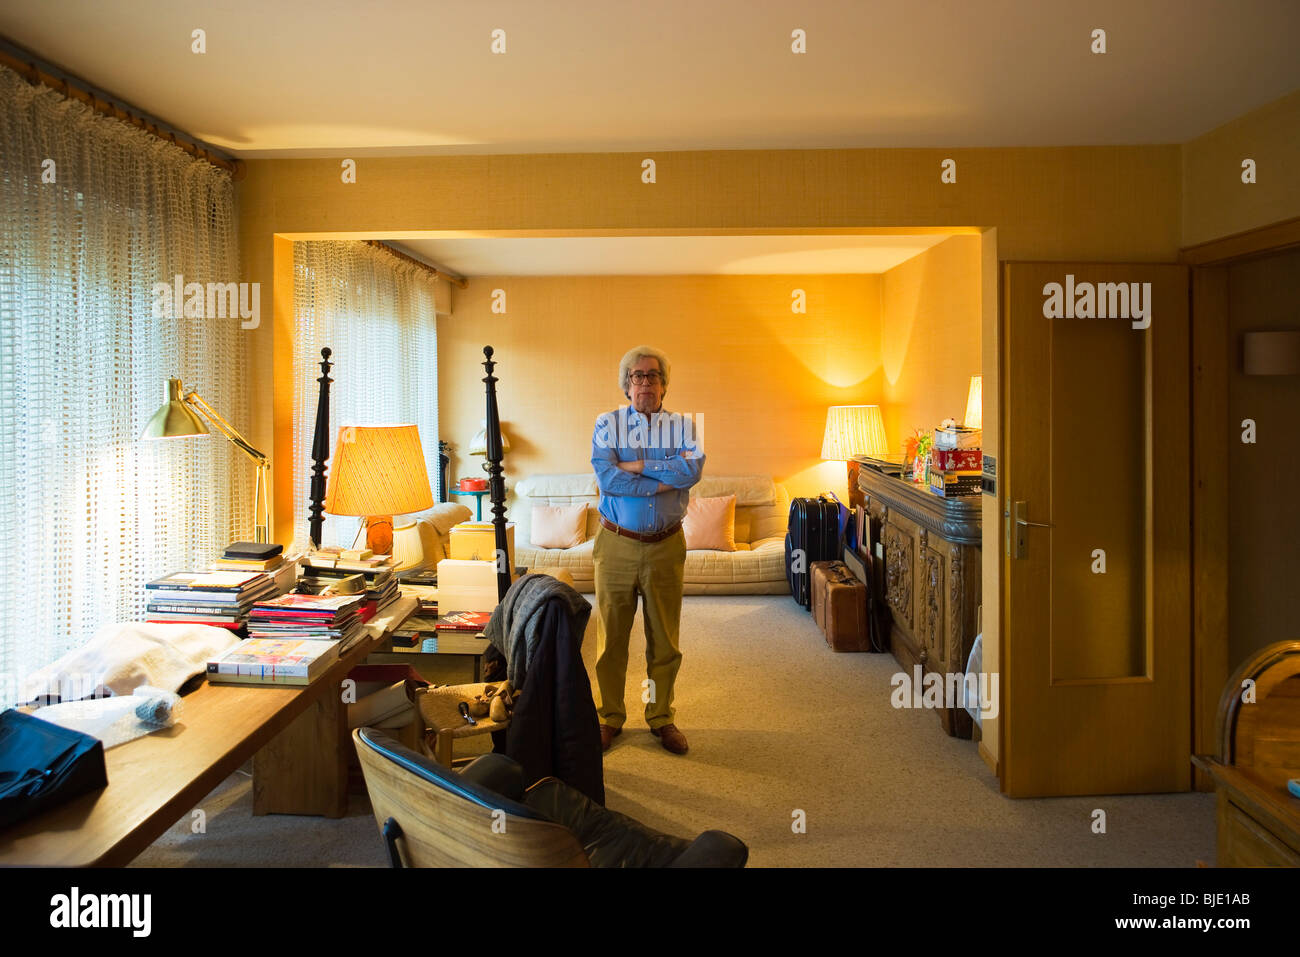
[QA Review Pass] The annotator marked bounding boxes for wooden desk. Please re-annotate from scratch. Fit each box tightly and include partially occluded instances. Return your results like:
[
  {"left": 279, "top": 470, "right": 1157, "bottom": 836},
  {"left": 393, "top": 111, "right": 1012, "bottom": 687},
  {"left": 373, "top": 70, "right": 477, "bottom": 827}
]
[{"left": 0, "top": 597, "right": 416, "bottom": 867}]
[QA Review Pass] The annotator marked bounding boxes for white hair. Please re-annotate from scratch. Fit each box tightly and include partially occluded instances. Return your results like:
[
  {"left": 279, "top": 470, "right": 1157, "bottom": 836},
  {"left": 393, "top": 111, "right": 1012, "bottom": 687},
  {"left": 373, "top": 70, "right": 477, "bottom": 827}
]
[{"left": 618, "top": 345, "right": 671, "bottom": 394}]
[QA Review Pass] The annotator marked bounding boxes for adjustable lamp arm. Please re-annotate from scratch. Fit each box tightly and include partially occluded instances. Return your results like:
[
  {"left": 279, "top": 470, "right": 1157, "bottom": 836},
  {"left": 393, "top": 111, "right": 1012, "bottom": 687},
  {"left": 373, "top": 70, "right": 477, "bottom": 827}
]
[
  {"left": 183, "top": 390, "right": 268, "bottom": 466},
  {"left": 184, "top": 389, "right": 271, "bottom": 544}
]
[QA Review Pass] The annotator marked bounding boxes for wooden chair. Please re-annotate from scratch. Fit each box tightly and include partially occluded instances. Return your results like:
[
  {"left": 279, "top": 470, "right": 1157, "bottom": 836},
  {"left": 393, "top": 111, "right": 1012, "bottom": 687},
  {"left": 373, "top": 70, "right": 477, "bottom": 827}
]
[
  {"left": 414, "top": 682, "right": 510, "bottom": 767},
  {"left": 353, "top": 726, "right": 588, "bottom": 867},
  {"left": 1194, "top": 640, "right": 1300, "bottom": 866}
]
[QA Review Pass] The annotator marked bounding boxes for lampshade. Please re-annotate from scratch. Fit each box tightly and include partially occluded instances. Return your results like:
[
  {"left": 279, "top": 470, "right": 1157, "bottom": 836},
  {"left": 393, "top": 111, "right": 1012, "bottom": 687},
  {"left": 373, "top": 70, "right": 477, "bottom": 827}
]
[
  {"left": 469, "top": 418, "right": 509, "bottom": 456},
  {"left": 964, "top": 375, "right": 983, "bottom": 430},
  {"left": 141, "top": 378, "right": 208, "bottom": 439},
  {"left": 324, "top": 424, "right": 434, "bottom": 517},
  {"left": 821, "top": 405, "right": 888, "bottom": 460}
]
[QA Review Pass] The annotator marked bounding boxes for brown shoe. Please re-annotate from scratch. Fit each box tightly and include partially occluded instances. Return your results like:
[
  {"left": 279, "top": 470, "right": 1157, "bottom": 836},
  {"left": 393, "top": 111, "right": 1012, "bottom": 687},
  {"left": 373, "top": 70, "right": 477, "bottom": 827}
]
[
  {"left": 651, "top": 723, "right": 689, "bottom": 755},
  {"left": 599, "top": 724, "right": 622, "bottom": 751}
]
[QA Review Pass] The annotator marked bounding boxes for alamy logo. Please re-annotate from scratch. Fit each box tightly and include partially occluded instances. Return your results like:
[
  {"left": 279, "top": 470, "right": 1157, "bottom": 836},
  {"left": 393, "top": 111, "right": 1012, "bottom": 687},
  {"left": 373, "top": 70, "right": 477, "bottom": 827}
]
[
  {"left": 594, "top": 408, "right": 705, "bottom": 452},
  {"left": 1042, "top": 274, "right": 1150, "bottom": 329},
  {"left": 152, "top": 275, "right": 260, "bottom": 329},
  {"left": 890, "top": 665, "right": 999, "bottom": 719},
  {"left": 49, "top": 887, "right": 151, "bottom": 937}
]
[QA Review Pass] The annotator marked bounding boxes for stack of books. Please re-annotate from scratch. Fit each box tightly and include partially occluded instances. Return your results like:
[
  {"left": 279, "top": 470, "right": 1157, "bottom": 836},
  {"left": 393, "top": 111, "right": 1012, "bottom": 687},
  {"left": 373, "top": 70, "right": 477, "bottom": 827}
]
[
  {"left": 300, "top": 550, "right": 400, "bottom": 624},
  {"left": 210, "top": 541, "right": 298, "bottom": 594},
  {"left": 145, "top": 571, "right": 280, "bottom": 629},
  {"left": 246, "top": 593, "right": 366, "bottom": 653},
  {"left": 206, "top": 637, "right": 340, "bottom": 686},
  {"left": 928, "top": 430, "right": 983, "bottom": 498}
]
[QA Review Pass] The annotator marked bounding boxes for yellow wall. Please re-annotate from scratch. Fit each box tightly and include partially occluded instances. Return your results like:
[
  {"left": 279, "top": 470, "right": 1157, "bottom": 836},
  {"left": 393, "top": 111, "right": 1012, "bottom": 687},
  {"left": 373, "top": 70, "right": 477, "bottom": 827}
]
[
  {"left": 880, "top": 235, "right": 983, "bottom": 450},
  {"left": 439, "top": 274, "right": 882, "bottom": 501},
  {"left": 1183, "top": 90, "right": 1300, "bottom": 248},
  {"left": 238, "top": 144, "right": 1184, "bottom": 774},
  {"left": 240, "top": 146, "right": 1182, "bottom": 541}
]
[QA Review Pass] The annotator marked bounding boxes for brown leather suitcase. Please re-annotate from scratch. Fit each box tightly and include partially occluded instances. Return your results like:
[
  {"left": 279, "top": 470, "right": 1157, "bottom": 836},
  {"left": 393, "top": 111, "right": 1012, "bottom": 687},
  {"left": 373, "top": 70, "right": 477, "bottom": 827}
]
[{"left": 810, "top": 560, "right": 871, "bottom": 652}]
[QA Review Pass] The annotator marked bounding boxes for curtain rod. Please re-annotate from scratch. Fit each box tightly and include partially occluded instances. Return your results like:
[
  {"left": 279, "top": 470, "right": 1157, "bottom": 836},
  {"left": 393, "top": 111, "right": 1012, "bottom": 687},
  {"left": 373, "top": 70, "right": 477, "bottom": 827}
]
[
  {"left": 0, "top": 35, "right": 245, "bottom": 180},
  {"left": 365, "top": 241, "right": 469, "bottom": 288}
]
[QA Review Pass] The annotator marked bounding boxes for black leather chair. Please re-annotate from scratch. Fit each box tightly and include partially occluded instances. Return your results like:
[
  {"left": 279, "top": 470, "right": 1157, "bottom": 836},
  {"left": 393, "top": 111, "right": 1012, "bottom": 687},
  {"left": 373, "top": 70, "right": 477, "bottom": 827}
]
[{"left": 354, "top": 726, "right": 748, "bottom": 867}]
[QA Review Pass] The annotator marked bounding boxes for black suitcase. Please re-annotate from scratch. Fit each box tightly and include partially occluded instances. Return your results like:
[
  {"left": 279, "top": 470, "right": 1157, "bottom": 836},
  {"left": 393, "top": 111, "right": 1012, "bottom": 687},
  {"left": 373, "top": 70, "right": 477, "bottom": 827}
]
[{"left": 785, "top": 496, "right": 841, "bottom": 609}]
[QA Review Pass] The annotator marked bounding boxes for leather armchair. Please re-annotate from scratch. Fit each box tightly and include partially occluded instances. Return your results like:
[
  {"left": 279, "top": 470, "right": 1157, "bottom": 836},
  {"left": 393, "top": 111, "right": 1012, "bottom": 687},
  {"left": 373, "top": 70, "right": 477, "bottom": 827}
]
[{"left": 354, "top": 726, "right": 748, "bottom": 868}]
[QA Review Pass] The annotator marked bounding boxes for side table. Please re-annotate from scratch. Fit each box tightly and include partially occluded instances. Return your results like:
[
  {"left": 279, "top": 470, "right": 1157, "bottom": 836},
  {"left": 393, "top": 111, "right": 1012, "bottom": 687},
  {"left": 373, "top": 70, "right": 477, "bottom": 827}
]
[{"left": 449, "top": 488, "right": 489, "bottom": 520}]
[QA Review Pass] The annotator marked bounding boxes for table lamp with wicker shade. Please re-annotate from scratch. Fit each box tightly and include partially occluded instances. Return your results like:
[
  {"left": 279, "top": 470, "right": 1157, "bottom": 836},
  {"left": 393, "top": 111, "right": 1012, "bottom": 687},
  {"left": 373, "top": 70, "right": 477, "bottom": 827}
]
[
  {"left": 822, "top": 405, "right": 889, "bottom": 505},
  {"left": 324, "top": 424, "right": 434, "bottom": 561}
]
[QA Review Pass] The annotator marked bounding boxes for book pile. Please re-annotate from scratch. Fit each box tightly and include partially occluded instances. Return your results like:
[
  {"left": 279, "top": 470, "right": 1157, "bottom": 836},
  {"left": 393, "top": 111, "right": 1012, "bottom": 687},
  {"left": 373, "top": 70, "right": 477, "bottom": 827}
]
[
  {"left": 247, "top": 593, "right": 366, "bottom": 653},
  {"left": 213, "top": 541, "right": 285, "bottom": 572},
  {"left": 211, "top": 541, "right": 299, "bottom": 594},
  {"left": 300, "top": 549, "right": 400, "bottom": 624},
  {"left": 145, "top": 571, "right": 280, "bottom": 629},
  {"left": 928, "top": 431, "right": 983, "bottom": 499},
  {"left": 206, "top": 637, "right": 339, "bottom": 686}
]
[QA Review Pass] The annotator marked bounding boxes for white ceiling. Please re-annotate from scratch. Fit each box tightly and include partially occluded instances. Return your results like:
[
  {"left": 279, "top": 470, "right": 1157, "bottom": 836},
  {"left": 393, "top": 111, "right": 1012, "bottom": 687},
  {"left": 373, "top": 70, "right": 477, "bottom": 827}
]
[
  {"left": 1, "top": 0, "right": 1297, "bottom": 156},
  {"left": 388, "top": 234, "right": 956, "bottom": 277}
]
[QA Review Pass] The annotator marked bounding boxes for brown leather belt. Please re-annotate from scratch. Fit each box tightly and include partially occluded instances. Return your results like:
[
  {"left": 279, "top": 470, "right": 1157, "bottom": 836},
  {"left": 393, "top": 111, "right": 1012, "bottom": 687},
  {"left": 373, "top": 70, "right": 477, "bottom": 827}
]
[{"left": 599, "top": 516, "right": 682, "bottom": 544}]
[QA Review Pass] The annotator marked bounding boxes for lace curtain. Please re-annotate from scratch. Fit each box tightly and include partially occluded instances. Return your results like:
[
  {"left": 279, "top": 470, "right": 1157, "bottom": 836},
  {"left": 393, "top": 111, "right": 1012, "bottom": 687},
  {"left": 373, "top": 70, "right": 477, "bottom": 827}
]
[
  {"left": 292, "top": 242, "right": 442, "bottom": 551},
  {"left": 0, "top": 66, "right": 248, "bottom": 700}
]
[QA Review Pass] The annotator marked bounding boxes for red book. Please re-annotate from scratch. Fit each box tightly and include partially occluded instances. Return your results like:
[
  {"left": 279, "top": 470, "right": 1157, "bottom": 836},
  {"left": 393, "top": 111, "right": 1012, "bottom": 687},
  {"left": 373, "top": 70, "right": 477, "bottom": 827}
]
[
  {"left": 436, "top": 611, "right": 492, "bottom": 632},
  {"left": 929, "top": 448, "right": 982, "bottom": 472}
]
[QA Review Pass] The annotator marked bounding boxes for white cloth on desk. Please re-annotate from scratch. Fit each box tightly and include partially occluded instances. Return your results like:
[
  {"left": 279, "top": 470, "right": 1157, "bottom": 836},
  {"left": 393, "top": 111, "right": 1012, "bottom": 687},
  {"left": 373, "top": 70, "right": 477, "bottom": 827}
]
[{"left": 18, "top": 622, "right": 241, "bottom": 704}]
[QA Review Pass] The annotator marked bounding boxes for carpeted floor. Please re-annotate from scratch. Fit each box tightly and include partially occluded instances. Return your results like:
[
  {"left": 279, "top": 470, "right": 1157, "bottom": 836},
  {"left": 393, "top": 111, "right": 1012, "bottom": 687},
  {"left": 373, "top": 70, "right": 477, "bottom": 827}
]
[{"left": 131, "top": 595, "right": 1215, "bottom": 867}]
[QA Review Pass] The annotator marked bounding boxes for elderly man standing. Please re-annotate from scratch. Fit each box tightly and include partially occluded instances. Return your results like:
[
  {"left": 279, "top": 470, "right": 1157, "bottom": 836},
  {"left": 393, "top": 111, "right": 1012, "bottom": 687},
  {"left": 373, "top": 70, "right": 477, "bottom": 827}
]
[{"left": 590, "top": 345, "right": 704, "bottom": 755}]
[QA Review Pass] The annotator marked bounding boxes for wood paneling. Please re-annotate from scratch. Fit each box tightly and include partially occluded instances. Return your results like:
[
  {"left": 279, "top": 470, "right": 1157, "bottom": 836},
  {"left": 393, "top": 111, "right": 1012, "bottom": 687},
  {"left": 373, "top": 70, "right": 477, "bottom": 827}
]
[{"left": 1191, "top": 265, "right": 1229, "bottom": 791}]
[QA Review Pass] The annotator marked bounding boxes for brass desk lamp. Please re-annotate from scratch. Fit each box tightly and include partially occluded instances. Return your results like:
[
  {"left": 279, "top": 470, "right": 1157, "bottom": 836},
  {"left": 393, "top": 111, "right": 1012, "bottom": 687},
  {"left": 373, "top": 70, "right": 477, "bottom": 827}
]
[{"left": 141, "top": 377, "right": 271, "bottom": 543}]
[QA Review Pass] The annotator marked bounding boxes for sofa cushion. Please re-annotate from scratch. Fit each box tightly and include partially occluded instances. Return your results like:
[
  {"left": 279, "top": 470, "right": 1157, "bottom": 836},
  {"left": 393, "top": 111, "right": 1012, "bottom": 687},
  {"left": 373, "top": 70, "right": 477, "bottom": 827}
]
[
  {"left": 690, "top": 475, "right": 777, "bottom": 507},
  {"left": 682, "top": 494, "right": 736, "bottom": 551},
  {"left": 531, "top": 503, "right": 588, "bottom": 549}
]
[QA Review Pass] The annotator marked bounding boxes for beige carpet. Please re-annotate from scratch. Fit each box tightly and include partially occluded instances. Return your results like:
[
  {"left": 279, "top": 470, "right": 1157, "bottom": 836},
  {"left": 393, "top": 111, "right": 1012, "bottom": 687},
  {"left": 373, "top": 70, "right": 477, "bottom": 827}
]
[{"left": 131, "top": 595, "right": 1215, "bottom": 867}]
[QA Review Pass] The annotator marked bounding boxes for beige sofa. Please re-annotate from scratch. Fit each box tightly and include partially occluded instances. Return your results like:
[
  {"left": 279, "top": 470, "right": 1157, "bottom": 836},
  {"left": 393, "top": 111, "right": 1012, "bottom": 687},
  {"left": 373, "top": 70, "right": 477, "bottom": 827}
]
[{"left": 510, "top": 473, "right": 790, "bottom": 594}]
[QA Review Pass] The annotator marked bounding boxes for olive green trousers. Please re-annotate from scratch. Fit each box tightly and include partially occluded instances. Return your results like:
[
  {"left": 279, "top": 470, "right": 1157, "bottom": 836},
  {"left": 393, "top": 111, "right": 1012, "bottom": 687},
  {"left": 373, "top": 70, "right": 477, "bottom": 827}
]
[{"left": 592, "top": 525, "right": 686, "bottom": 730}]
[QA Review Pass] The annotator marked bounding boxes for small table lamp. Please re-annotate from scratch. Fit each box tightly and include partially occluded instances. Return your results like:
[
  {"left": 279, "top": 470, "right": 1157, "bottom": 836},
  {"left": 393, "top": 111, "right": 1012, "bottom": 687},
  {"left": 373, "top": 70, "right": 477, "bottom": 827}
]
[
  {"left": 822, "top": 405, "right": 889, "bottom": 503},
  {"left": 324, "top": 424, "right": 434, "bottom": 566},
  {"left": 964, "top": 375, "right": 983, "bottom": 430},
  {"left": 141, "top": 377, "right": 271, "bottom": 543},
  {"left": 468, "top": 418, "right": 509, "bottom": 473}
]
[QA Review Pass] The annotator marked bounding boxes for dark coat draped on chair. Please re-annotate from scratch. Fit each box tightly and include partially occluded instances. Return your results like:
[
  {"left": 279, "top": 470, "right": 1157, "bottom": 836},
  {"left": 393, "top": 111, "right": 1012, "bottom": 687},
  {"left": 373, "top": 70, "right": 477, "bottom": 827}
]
[{"left": 499, "top": 598, "right": 603, "bottom": 805}]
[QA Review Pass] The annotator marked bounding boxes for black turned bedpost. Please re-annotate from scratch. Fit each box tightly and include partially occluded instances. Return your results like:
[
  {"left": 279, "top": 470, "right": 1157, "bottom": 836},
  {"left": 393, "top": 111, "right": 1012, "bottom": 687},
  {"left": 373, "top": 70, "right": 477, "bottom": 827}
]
[
  {"left": 308, "top": 347, "right": 333, "bottom": 549},
  {"left": 482, "top": 346, "right": 512, "bottom": 601}
]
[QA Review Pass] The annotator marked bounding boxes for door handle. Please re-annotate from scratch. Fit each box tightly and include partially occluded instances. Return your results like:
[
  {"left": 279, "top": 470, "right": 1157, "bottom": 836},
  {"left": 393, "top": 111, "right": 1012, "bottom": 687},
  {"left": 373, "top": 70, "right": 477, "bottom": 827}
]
[{"left": 1012, "top": 500, "right": 1052, "bottom": 559}]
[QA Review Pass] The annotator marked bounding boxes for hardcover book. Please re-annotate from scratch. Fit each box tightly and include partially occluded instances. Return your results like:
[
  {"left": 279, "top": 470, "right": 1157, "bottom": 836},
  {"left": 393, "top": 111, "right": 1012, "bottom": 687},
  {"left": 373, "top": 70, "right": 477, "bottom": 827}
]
[
  {"left": 206, "top": 637, "right": 339, "bottom": 685},
  {"left": 436, "top": 610, "right": 492, "bottom": 632}
]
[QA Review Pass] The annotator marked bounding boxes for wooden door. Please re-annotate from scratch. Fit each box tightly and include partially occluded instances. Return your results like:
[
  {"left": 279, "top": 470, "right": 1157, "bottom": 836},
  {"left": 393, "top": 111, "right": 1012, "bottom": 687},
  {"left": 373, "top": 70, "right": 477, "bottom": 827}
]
[{"left": 1002, "top": 263, "right": 1190, "bottom": 797}]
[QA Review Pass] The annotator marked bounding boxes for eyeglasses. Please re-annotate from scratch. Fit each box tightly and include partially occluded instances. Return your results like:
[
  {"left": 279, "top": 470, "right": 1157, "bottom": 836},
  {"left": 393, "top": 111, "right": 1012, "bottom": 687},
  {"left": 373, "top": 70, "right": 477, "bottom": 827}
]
[{"left": 629, "top": 371, "right": 664, "bottom": 385}]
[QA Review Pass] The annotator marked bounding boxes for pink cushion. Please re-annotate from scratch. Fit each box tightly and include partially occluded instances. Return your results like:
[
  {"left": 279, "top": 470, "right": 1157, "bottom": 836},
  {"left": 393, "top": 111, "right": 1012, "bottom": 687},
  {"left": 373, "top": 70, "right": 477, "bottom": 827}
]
[
  {"left": 530, "top": 503, "right": 588, "bottom": 549},
  {"left": 683, "top": 494, "right": 737, "bottom": 551}
]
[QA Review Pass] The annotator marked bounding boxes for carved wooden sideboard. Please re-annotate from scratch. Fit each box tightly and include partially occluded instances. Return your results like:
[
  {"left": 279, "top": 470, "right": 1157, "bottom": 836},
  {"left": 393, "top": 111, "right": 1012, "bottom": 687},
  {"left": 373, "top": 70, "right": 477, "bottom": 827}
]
[{"left": 857, "top": 461, "right": 982, "bottom": 738}]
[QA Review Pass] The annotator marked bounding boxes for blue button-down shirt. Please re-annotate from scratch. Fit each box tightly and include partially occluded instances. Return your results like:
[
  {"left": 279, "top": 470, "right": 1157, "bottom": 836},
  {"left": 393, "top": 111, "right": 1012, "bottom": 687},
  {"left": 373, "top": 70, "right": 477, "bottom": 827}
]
[{"left": 591, "top": 407, "right": 706, "bottom": 534}]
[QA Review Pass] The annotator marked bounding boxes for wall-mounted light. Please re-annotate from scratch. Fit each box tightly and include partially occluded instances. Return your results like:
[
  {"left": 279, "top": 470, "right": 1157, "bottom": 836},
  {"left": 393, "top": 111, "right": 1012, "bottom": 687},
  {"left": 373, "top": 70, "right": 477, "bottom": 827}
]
[{"left": 1243, "top": 331, "right": 1300, "bottom": 375}]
